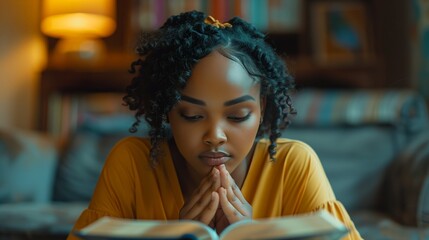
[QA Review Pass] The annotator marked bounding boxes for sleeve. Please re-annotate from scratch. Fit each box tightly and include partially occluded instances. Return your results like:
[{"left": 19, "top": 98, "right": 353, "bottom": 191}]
[
  {"left": 280, "top": 141, "right": 362, "bottom": 240},
  {"left": 66, "top": 137, "right": 146, "bottom": 240}
]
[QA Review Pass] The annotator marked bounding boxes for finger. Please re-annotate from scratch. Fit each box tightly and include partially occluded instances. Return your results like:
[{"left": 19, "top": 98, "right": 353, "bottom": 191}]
[
  {"left": 199, "top": 192, "right": 219, "bottom": 224},
  {"left": 186, "top": 172, "right": 221, "bottom": 220},
  {"left": 225, "top": 184, "right": 249, "bottom": 216},
  {"left": 181, "top": 188, "right": 218, "bottom": 220},
  {"left": 230, "top": 176, "right": 249, "bottom": 205},
  {"left": 219, "top": 165, "right": 249, "bottom": 207},
  {"left": 218, "top": 165, "right": 246, "bottom": 209},
  {"left": 181, "top": 168, "right": 218, "bottom": 213},
  {"left": 218, "top": 187, "right": 243, "bottom": 223},
  {"left": 180, "top": 168, "right": 220, "bottom": 219},
  {"left": 192, "top": 168, "right": 220, "bottom": 201},
  {"left": 218, "top": 164, "right": 231, "bottom": 189},
  {"left": 217, "top": 165, "right": 251, "bottom": 217},
  {"left": 216, "top": 164, "right": 240, "bottom": 206}
]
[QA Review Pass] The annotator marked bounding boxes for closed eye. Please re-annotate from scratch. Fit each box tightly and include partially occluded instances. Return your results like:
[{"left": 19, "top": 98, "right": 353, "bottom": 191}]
[
  {"left": 228, "top": 113, "right": 251, "bottom": 122},
  {"left": 180, "top": 113, "right": 203, "bottom": 122}
]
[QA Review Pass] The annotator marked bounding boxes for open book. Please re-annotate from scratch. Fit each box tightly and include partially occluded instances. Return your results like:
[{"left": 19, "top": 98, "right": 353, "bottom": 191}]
[{"left": 74, "top": 209, "right": 349, "bottom": 240}]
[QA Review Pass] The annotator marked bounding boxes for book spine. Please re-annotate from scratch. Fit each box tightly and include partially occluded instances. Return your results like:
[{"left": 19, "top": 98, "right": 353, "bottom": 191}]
[
  {"left": 233, "top": 0, "right": 243, "bottom": 18},
  {"left": 240, "top": 0, "right": 248, "bottom": 21},
  {"left": 137, "top": 0, "right": 152, "bottom": 30},
  {"left": 184, "top": 0, "right": 202, "bottom": 12},
  {"left": 268, "top": 0, "right": 302, "bottom": 32},
  {"left": 247, "top": 0, "right": 268, "bottom": 30},
  {"left": 153, "top": 0, "right": 165, "bottom": 28},
  {"left": 200, "top": 0, "right": 209, "bottom": 14},
  {"left": 47, "top": 93, "right": 61, "bottom": 140},
  {"left": 258, "top": 0, "right": 269, "bottom": 31},
  {"left": 210, "top": 0, "right": 228, "bottom": 22}
]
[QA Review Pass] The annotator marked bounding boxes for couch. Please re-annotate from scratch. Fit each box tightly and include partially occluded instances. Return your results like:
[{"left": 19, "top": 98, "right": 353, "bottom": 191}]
[
  {"left": 283, "top": 89, "right": 429, "bottom": 239},
  {"left": 0, "top": 88, "right": 428, "bottom": 240}
]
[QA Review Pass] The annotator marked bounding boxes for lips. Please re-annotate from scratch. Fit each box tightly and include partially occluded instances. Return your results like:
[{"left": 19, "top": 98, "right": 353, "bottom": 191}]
[{"left": 199, "top": 151, "right": 231, "bottom": 166}]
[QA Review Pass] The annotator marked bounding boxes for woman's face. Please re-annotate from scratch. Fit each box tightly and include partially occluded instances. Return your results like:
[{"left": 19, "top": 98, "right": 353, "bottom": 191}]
[{"left": 168, "top": 50, "right": 263, "bottom": 180}]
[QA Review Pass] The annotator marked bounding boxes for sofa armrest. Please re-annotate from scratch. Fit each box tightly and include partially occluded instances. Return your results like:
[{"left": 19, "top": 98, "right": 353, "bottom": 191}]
[{"left": 384, "top": 131, "right": 429, "bottom": 226}]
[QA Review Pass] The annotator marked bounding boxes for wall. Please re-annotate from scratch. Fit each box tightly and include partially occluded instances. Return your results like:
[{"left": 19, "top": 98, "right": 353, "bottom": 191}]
[{"left": 0, "top": 0, "right": 47, "bottom": 130}]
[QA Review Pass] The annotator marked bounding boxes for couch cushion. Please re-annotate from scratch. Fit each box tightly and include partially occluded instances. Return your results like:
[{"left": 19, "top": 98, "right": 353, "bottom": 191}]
[
  {"left": 0, "top": 129, "right": 57, "bottom": 203},
  {"left": 53, "top": 131, "right": 129, "bottom": 201},
  {"left": 53, "top": 112, "right": 139, "bottom": 201},
  {"left": 283, "top": 126, "right": 396, "bottom": 211}
]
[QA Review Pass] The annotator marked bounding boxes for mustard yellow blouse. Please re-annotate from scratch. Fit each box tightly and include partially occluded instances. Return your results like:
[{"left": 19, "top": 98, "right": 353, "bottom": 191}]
[{"left": 67, "top": 137, "right": 361, "bottom": 239}]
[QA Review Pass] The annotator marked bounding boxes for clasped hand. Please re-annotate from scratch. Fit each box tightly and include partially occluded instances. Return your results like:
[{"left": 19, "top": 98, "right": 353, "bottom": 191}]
[{"left": 179, "top": 164, "right": 252, "bottom": 232}]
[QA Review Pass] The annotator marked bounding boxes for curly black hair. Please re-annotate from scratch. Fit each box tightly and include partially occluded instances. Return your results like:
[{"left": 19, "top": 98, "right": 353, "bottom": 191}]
[{"left": 123, "top": 10, "right": 296, "bottom": 164}]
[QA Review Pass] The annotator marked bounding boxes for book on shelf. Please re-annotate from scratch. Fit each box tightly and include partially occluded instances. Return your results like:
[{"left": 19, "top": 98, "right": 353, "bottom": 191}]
[
  {"left": 73, "top": 209, "right": 349, "bottom": 240},
  {"left": 136, "top": 0, "right": 301, "bottom": 32}
]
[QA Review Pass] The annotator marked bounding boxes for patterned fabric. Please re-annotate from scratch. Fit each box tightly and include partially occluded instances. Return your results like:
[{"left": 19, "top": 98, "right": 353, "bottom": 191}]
[{"left": 291, "top": 89, "right": 428, "bottom": 127}]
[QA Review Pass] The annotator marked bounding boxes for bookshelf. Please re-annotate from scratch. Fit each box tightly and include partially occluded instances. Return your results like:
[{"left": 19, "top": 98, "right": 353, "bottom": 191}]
[
  {"left": 43, "top": 0, "right": 402, "bottom": 88},
  {"left": 125, "top": 0, "right": 389, "bottom": 89},
  {"left": 39, "top": 69, "right": 130, "bottom": 133},
  {"left": 40, "top": 0, "right": 412, "bottom": 132}
]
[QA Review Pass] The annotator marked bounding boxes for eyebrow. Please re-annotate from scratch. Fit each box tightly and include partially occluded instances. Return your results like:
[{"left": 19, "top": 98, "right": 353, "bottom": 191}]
[
  {"left": 180, "top": 94, "right": 255, "bottom": 106},
  {"left": 224, "top": 95, "right": 255, "bottom": 106}
]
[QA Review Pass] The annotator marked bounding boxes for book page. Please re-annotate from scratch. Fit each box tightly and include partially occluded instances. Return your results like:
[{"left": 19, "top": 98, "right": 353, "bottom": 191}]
[
  {"left": 74, "top": 210, "right": 347, "bottom": 240},
  {"left": 75, "top": 217, "right": 218, "bottom": 240},
  {"left": 220, "top": 210, "right": 348, "bottom": 240}
]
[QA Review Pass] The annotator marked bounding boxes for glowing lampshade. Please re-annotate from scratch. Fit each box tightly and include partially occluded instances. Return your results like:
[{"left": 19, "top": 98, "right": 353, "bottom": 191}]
[
  {"left": 41, "top": 0, "right": 116, "bottom": 67},
  {"left": 41, "top": 0, "right": 116, "bottom": 38}
]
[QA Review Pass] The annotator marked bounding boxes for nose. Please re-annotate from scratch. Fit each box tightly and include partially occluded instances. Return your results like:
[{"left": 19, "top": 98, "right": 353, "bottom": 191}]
[{"left": 203, "top": 123, "right": 227, "bottom": 147}]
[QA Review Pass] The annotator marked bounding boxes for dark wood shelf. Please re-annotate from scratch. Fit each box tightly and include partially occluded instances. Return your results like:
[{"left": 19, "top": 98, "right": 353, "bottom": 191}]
[
  {"left": 287, "top": 56, "right": 385, "bottom": 89},
  {"left": 39, "top": 68, "right": 133, "bottom": 131}
]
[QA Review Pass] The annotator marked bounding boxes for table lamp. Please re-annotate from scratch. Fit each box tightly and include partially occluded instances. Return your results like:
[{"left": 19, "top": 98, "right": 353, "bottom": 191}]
[{"left": 41, "top": 0, "right": 116, "bottom": 67}]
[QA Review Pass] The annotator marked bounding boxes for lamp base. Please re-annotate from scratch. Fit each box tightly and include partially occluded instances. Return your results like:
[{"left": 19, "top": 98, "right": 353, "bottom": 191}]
[{"left": 51, "top": 38, "right": 106, "bottom": 69}]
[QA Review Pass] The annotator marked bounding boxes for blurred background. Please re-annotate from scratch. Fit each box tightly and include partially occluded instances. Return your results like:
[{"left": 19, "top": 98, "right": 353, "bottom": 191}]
[{"left": 0, "top": 0, "right": 427, "bottom": 131}]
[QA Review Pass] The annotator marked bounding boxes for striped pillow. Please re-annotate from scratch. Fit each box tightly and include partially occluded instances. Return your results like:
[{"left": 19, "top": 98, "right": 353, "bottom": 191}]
[{"left": 290, "top": 89, "right": 428, "bottom": 127}]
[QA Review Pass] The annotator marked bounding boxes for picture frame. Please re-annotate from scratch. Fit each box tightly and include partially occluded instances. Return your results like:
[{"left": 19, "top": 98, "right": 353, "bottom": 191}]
[{"left": 310, "top": 1, "right": 373, "bottom": 64}]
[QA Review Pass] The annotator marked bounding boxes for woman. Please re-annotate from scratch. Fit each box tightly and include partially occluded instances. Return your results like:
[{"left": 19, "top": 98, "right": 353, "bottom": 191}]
[{"left": 68, "top": 11, "right": 361, "bottom": 239}]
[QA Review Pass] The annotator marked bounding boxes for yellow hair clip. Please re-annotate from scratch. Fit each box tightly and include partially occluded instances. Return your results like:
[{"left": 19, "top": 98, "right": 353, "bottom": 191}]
[{"left": 204, "top": 16, "right": 232, "bottom": 29}]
